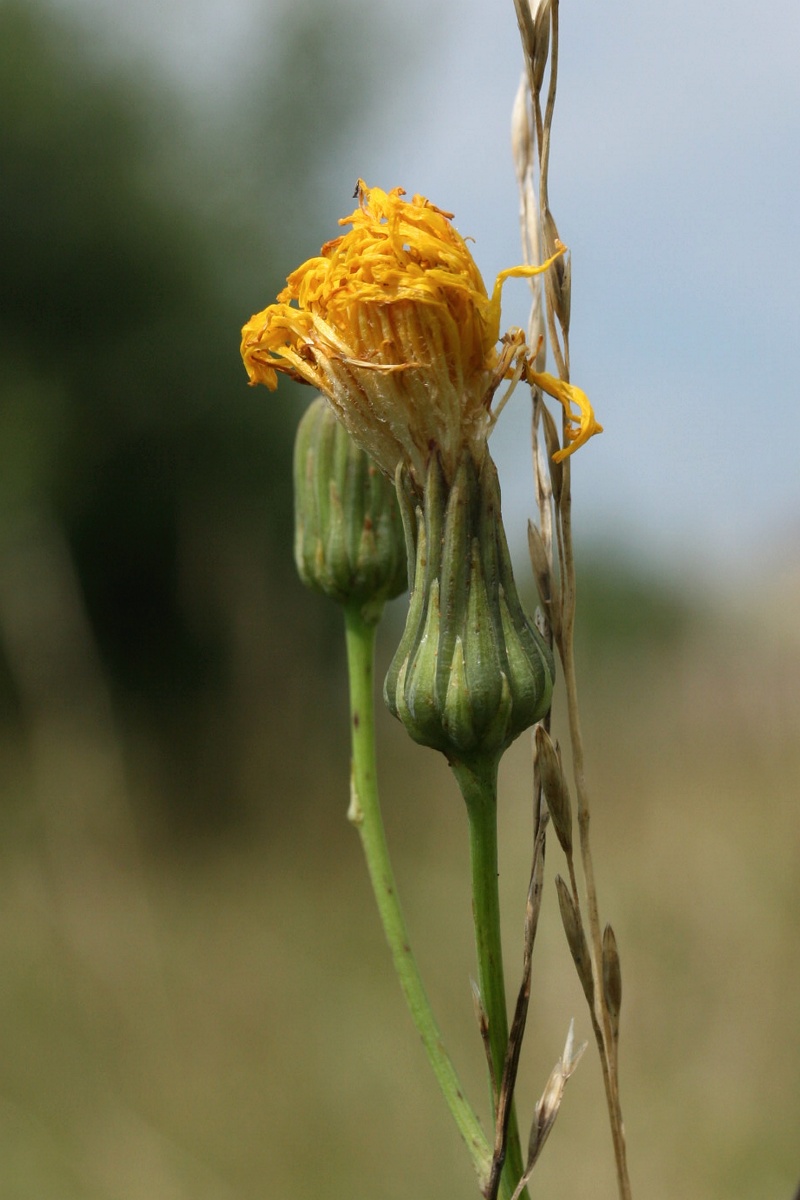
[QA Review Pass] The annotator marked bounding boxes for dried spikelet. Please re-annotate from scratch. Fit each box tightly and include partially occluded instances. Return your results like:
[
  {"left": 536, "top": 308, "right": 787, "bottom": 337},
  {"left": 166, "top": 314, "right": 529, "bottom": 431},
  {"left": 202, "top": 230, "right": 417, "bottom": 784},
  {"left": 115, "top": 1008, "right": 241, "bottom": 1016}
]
[
  {"left": 556, "top": 252, "right": 571, "bottom": 336},
  {"left": 511, "top": 76, "right": 532, "bottom": 186},
  {"left": 531, "top": 0, "right": 552, "bottom": 94},
  {"left": 511, "top": 75, "right": 545, "bottom": 358},
  {"left": 514, "top": 0, "right": 551, "bottom": 99},
  {"left": 537, "top": 401, "right": 563, "bottom": 503},
  {"left": 532, "top": 438, "right": 558, "bottom": 643},
  {"left": 555, "top": 875, "right": 594, "bottom": 1007},
  {"left": 534, "top": 726, "right": 572, "bottom": 855},
  {"left": 513, "top": 0, "right": 536, "bottom": 87},
  {"left": 533, "top": 430, "right": 553, "bottom": 542},
  {"left": 510, "top": 1019, "right": 586, "bottom": 1197},
  {"left": 527, "top": 520, "right": 555, "bottom": 628},
  {"left": 602, "top": 923, "right": 622, "bottom": 1044},
  {"left": 542, "top": 208, "right": 571, "bottom": 335}
]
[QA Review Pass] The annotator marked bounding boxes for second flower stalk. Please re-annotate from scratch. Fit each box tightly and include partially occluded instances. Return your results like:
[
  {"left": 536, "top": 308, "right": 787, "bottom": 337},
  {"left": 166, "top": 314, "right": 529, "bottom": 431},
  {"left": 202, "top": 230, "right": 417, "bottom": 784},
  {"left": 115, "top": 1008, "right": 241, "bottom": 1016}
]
[{"left": 385, "top": 444, "right": 556, "bottom": 1196}]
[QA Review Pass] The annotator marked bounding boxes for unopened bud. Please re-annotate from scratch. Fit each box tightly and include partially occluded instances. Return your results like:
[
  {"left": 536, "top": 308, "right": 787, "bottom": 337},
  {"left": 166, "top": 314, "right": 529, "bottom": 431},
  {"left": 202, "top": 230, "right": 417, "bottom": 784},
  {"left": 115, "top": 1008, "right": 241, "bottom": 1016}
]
[{"left": 293, "top": 396, "right": 407, "bottom": 622}]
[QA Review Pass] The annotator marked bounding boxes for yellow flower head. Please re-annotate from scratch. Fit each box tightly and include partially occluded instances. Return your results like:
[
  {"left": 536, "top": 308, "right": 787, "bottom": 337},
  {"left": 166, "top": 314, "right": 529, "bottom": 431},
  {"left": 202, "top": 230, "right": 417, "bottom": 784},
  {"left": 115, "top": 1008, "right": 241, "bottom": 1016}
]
[{"left": 241, "top": 181, "right": 599, "bottom": 484}]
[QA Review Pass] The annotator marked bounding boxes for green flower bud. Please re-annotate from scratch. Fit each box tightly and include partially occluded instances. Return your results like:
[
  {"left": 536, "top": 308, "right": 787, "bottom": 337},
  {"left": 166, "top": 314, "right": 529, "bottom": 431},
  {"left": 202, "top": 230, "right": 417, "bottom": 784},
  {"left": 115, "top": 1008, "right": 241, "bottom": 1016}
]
[
  {"left": 293, "top": 397, "right": 408, "bottom": 623},
  {"left": 384, "top": 452, "right": 554, "bottom": 768}
]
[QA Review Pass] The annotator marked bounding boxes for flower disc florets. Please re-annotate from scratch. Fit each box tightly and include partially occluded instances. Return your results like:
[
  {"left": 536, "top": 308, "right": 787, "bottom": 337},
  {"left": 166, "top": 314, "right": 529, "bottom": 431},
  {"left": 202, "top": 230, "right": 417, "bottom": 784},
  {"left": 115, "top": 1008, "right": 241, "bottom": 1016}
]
[{"left": 241, "top": 181, "right": 569, "bottom": 489}]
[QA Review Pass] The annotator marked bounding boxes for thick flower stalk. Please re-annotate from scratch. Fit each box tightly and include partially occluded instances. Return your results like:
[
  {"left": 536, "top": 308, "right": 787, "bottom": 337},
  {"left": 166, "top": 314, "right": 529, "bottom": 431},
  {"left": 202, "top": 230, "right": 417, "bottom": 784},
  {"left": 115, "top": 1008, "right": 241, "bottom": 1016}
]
[{"left": 241, "top": 180, "right": 601, "bottom": 486}]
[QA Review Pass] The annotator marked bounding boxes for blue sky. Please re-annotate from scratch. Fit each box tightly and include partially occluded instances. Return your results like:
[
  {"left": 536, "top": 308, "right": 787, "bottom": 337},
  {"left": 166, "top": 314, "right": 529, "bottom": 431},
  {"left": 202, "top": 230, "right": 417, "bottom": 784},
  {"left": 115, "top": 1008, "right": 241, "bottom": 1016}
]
[{"left": 57, "top": 0, "right": 800, "bottom": 582}]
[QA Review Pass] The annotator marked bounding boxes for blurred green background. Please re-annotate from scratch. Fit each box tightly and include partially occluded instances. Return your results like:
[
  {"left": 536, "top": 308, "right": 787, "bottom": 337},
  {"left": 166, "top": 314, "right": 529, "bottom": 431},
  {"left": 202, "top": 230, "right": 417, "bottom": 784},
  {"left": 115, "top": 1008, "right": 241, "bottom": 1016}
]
[{"left": 0, "top": 2, "right": 798, "bottom": 1197}]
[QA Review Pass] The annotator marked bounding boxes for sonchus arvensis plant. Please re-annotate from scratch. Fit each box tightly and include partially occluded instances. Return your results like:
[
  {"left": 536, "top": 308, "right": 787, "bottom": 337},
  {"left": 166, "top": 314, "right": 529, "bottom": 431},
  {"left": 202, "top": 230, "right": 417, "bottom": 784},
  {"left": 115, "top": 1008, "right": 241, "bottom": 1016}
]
[{"left": 241, "top": 178, "right": 607, "bottom": 1200}]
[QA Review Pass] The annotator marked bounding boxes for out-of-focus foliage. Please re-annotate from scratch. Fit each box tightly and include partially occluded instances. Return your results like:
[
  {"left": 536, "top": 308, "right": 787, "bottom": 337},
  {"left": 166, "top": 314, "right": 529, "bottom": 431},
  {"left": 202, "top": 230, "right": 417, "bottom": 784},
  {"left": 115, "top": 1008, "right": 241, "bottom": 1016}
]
[
  {"left": 0, "top": 0, "right": 376, "bottom": 836},
  {"left": 573, "top": 550, "right": 693, "bottom": 654}
]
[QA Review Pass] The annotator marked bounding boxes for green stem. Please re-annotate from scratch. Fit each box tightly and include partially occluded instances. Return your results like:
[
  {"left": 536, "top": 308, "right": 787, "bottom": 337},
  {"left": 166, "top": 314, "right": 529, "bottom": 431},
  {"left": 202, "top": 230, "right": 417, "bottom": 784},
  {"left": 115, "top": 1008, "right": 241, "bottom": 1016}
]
[
  {"left": 451, "top": 758, "right": 527, "bottom": 1200},
  {"left": 343, "top": 605, "right": 492, "bottom": 1192}
]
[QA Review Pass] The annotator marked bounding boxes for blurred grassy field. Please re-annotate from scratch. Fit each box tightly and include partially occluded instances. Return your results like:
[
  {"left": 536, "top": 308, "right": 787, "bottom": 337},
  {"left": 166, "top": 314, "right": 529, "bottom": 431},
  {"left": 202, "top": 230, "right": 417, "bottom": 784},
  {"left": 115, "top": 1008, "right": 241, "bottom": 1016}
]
[{"left": 0, "top": 559, "right": 798, "bottom": 1200}]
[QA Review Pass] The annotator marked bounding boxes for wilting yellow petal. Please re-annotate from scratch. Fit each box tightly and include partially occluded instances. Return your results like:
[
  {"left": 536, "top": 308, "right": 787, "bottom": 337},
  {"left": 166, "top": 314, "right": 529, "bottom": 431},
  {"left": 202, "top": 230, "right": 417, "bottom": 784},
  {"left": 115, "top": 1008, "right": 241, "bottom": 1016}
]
[{"left": 527, "top": 369, "right": 603, "bottom": 462}]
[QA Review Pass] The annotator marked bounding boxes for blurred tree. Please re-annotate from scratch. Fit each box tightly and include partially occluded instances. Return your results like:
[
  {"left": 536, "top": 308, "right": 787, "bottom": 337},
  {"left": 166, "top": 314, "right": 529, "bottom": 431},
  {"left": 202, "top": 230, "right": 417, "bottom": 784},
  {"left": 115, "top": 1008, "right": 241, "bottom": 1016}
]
[{"left": 0, "top": 0, "right": 381, "bottom": 838}]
